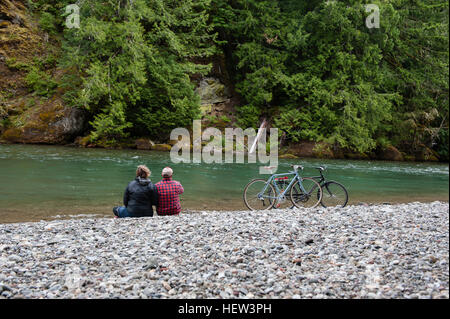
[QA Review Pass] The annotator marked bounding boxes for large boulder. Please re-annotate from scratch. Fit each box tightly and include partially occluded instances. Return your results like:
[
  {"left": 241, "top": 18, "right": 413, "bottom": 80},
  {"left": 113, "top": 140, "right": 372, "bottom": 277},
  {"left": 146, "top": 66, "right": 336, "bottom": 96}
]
[
  {"left": 279, "top": 153, "right": 299, "bottom": 159},
  {"left": 195, "top": 77, "right": 231, "bottom": 116},
  {"left": 135, "top": 138, "right": 155, "bottom": 150},
  {"left": 196, "top": 77, "right": 230, "bottom": 105},
  {"left": 414, "top": 144, "right": 439, "bottom": 162},
  {"left": 1, "top": 98, "right": 86, "bottom": 144},
  {"left": 288, "top": 141, "right": 317, "bottom": 157},
  {"left": 379, "top": 145, "right": 404, "bottom": 161},
  {"left": 288, "top": 141, "right": 335, "bottom": 159},
  {"left": 153, "top": 144, "right": 172, "bottom": 152}
]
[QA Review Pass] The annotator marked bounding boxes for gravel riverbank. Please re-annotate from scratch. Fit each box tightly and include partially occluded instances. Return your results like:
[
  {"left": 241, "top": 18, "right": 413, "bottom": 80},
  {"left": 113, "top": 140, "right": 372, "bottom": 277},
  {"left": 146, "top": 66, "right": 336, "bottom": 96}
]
[{"left": 0, "top": 202, "right": 448, "bottom": 299}]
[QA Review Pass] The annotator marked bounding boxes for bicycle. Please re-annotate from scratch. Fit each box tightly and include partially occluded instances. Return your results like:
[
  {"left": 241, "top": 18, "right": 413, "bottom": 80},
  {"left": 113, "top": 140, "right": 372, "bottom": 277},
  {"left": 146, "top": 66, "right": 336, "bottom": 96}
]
[
  {"left": 243, "top": 165, "right": 323, "bottom": 211},
  {"left": 311, "top": 166, "right": 348, "bottom": 208}
]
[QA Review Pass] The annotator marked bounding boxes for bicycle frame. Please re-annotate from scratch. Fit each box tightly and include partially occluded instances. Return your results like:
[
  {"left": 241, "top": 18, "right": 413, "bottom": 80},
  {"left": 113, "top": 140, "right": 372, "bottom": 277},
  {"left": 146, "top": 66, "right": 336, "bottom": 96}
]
[
  {"left": 311, "top": 175, "right": 325, "bottom": 186},
  {"left": 258, "top": 170, "right": 308, "bottom": 200},
  {"left": 309, "top": 169, "right": 326, "bottom": 186}
]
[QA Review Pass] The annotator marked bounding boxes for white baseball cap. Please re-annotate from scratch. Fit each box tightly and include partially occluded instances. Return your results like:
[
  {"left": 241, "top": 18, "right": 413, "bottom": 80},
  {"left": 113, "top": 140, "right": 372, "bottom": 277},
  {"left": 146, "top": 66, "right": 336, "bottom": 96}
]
[{"left": 162, "top": 167, "right": 173, "bottom": 177}]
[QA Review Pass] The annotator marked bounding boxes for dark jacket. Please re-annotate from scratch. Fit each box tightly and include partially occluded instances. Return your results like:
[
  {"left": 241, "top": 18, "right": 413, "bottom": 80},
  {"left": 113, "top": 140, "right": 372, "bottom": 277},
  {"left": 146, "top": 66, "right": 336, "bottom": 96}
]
[{"left": 124, "top": 177, "right": 158, "bottom": 217}]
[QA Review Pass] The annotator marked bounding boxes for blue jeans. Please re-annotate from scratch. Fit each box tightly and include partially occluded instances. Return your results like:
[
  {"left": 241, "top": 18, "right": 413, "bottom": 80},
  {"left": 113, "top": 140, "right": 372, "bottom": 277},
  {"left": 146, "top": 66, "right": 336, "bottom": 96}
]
[{"left": 113, "top": 206, "right": 132, "bottom": 218}]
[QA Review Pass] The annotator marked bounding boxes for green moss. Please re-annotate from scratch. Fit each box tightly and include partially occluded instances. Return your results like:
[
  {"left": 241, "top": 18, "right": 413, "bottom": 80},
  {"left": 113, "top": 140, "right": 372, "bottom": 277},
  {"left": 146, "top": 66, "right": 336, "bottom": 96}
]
[
  {"left": 2, "top": 128, "right": 23, "bottom": 141},
  {"left": 38, "top": 110, "right": 57, "bottom": 123},
  {"left": 312, "top": 143, "right": 334, "bottom": 159},
  {"left": 5, "top": 57, "right": 29, "bottom": 71},
  {"left": 279, "top": 154, "right": 298, "bottom": 159},
  {"left": 74, "top": 136, "right": 92, "bottom": 147},
  {"left": 25, "top": 98, "right": 36, "bottom": 109},
  {"left": 153, "top": 144, "right": 172, "bottom": 151}
]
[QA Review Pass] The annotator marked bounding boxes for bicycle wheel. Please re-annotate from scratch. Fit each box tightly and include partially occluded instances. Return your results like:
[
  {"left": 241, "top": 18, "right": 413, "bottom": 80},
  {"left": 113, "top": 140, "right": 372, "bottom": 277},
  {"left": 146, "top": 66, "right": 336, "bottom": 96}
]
[
  {"left": 243, "top": 179, "right": 276, "bottom": 211},
  {"left": 290, "top": 177, "right": 322, "bottom": 208},
  {"left": 319, "top": 181, "right": 348, "bottom": 208}
]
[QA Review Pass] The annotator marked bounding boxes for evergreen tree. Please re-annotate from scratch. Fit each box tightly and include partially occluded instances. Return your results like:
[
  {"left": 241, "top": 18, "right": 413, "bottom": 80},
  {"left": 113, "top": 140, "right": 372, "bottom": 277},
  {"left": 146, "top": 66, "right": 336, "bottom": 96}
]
[
  {"left": 26, "top": 0, "right": 449, "bottom": 158},
  {"left": 211, "top": 0, "right": 448, "bottom": 154},
  {"left": 60, "top": 0, "right": 216, "bottom": 143}
]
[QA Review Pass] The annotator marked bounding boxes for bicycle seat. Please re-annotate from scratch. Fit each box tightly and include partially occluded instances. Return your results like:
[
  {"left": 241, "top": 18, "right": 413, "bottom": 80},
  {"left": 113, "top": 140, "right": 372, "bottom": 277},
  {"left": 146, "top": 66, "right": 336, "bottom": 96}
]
[
  {"left": 315, "top": 166, "right": 326, "bottom": 171},
  {"left": 290, "top": 164, "right": 304, "bottom": 170}
]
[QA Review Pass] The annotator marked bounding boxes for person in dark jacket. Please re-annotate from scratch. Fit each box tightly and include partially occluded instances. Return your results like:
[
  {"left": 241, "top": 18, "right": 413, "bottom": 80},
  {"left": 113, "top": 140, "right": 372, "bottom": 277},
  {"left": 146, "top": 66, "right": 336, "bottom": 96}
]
[{"left": 113, "top": 165, "right": 158, "bottom": 218}]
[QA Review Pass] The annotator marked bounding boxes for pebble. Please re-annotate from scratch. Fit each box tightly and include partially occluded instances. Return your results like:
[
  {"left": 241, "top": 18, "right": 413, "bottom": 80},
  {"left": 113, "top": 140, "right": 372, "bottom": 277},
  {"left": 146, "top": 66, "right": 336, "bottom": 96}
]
[{"left": 0, "top": 202, "right": 447, "bottom": 299}]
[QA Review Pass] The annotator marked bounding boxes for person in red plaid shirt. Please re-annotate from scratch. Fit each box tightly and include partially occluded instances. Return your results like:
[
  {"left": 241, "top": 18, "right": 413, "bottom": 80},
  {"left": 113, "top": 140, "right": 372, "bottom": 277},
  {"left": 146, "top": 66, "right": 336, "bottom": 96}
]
[{"left": 155, "top": 167, "right": 184, "bottom": 215}]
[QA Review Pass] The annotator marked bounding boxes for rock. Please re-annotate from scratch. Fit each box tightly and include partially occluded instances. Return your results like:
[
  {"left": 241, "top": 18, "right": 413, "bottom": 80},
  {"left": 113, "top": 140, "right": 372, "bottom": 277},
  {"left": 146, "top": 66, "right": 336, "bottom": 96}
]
[
  {"left": 135, "top": 139, "right": 155, "bottom": 150},
  {"left": 8, "top": 254, "right": 20, "bottom": 262},
  {"left": 195, "top": 77, "right": 230, "bottom": 108},
  {"left": 152, "top": 144, "right": 172, "bottom": 152},
  {"left": 143, "top": 288, "right": 153, "bottom": 297},
  {"left": 199, "top": 104, "right": 213, "bottom": 115},
  {"left": 162, "top": 281, "right": 171, "bottom": 291},
  {"left": 144, "top": 257, "right": 159, "bottom": 270},
  {"left": 429, "top": 256, "right": 438, "bottom": 264},
  {"left": 0, "top": 202, "right": 447, "bottom": 299},
  {"left": 219, "top": 291, "right": 228, "bottom": 298},
  {"left": 379, "top": 145, "right": 404, "bottom": 161},
  {"left": 0, "top": 283, "right": 12, "bottom": 292},
  {"left": 414, "top": 145, "right": 439, "bottom": 162},
  {"left": 49, "top": 284, "right": 62, "bottom": 292},
  {"left": 288, "top": 141, "right": 317, "bottom": 158},
  {"left": 292, "top": 258, "right": 302, "bottom": 266},
  {"left": 168, "top": 288, "right": 176, "bottom": 295},
  {"left": 1, "top": 104, "right": 86, "bottom": 144},
  {"left": 344, "top": 152, "right": 370, "bottom": 160},
  {"left": 279, "top": 154, "right": 299, "bottom": 159}
]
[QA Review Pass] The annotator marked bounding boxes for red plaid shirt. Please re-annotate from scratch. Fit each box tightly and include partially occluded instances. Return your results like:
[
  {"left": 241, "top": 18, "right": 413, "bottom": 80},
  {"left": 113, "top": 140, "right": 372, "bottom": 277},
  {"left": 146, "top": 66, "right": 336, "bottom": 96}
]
[{"left": 155, "top": 177, "right": 184, "bottom": 215}]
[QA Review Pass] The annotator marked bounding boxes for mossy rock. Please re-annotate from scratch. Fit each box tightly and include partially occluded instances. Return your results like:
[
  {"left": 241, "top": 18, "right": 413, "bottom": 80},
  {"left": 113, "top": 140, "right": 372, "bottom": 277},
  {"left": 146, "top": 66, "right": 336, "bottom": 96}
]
[
  {"left": 379, "top": 145, "right": 404, "bottom": 161},
  {"left": 1, "top": 127, "right": 23, "bottom": 142},
  {"left": 153, "top": 144, "right": 172, "bottom": 152},
  {"left": 135, "top": 138, "right": 155, "bottom": 150},
  {"left": 287, "top": 141, "right": 316, "bottom": 157},
  {"left": 427, "top": 155, "right": 439, "bottom": 162},
  {"left": 279, "top": 153, "right": 299, "bottom": 159},
  {"left": 200, "top": 104, "right": 212, "bottom": 115},
  {"left": 38, "top": 110, "right": 58, "bottom": 123},
  {"left": 414, "top": 144, "right": 439, "bottom": 162},
  {"left": 195, "top": 77, "right": 230, "bottom": 105},
  {"left": 74, "top": 136, "right": 91, "bottom": 147},
  {"left": 312, "top": 142, "right": 334, "bottom": 159}
]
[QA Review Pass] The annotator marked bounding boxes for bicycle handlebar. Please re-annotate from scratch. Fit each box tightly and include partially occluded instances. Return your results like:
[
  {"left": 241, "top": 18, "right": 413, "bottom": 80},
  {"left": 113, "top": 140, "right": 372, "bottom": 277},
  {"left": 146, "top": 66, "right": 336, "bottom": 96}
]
[{"left": 289, "top": 165, "right": 326, "bottom": 172}]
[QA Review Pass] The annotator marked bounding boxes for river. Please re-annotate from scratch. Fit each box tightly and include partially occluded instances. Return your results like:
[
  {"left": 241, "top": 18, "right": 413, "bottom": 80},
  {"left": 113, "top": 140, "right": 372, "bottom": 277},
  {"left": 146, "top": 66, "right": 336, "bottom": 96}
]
[{"left": 0, "top": 144, "right": 448, "bottom": 223}]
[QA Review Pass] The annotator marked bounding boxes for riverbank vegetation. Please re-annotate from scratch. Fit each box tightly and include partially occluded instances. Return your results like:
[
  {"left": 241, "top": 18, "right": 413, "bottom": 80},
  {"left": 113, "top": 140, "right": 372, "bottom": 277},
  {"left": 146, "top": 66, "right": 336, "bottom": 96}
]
[{"left": 0, "top": 0, "right": 448, "bottom": 161}]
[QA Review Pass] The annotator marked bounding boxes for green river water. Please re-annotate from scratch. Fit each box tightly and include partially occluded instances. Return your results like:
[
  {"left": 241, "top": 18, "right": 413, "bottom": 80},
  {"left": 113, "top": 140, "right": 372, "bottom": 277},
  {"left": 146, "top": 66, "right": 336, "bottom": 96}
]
[{"left": 0, "top": 144, "right": 448, "bottom": 223}]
